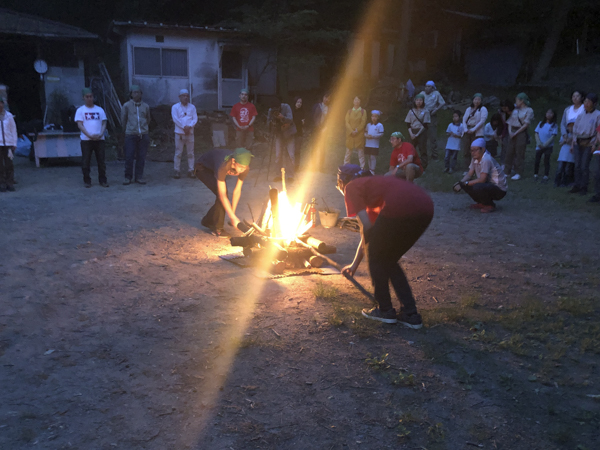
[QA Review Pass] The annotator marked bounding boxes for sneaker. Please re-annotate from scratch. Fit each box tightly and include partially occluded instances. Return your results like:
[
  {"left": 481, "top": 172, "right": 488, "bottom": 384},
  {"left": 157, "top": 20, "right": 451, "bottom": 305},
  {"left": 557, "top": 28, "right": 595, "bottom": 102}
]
[
  {"left": 100, "top": 182, "right": 110, "bottom": 188},
  {"left": 398, "top": 312, "right": 423, "bottom": 329},
  {"left": 469, "top": 203, "right": 485, "bottom": 209},
  {"left": 6, "top": 185, "right": 15, "bottom": 192},
  {"left": 123, "top": 178, "right": 132, "bottom": 185},
  {"left": 188, "top": 170, "right": 195, "bottom": 178},
  {"left": 84, "top": 182, "right": 92, "bottom": 188},
  {"left": 568, "top": 186, "right": 580, "bottom": 194},
  {"left": 135, "top": 178, "right": 147, "bottom": 185},
  {"left": 533, "top": 174, "right": 538, "bottom": 182},
  {"left": 361, "top": 307, "right": 397, "bottom": 324},
  {"left": 443, "top": 168, "right": 449, "bottom": 173},
  {"left": 481, "top": 205, "right": 497, "bottom": 213},
  {"left": 511, "top": 174, "right": 521, "bottom": 180},
  {"left": 448, "top": 168, "right": 454, "bottom": 174},
  {"left": 588, "top": 195, "right": 600, "bottom": 203},
  {"left": 174, "top": 171, "right": 181, "bottom": 179},
  {"left": 542, "top": 176, "right": 549, "bottom": 184}
]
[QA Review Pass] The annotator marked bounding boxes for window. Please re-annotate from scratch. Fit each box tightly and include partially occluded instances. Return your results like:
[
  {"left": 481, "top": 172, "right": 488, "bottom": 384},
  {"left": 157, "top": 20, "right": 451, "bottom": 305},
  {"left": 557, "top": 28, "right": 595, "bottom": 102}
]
[{"left": 133, "top": 47, "right": 188, "bottom": 77}]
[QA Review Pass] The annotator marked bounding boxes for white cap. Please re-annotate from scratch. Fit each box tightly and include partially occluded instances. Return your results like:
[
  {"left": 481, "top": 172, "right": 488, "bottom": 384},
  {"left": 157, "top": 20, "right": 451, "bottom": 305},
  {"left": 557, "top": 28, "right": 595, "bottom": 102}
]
[
  {"left": 371, "top": 110, "right": 381, "bottom": 116},
  {"left": 179, "top": 89, "right": 189, "bottom": 95},
  {"left": 471, "top": 138, "right": 486, "bottom": 149},
  {"left": 425, "top": 81, "right": 436, "bottom": 88}
]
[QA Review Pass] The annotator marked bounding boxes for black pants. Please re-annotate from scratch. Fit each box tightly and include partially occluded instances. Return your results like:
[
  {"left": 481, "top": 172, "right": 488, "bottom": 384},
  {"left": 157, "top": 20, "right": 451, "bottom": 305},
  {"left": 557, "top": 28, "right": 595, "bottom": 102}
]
[
  {"left": 366, "top": 214, "right": 432, "bottom": 314},
  {"left": 196, "top": 166, "right": 228, "bottom": 230},
  {"left": 0, "top": 146, "right": 15, "bottom": 187},
  {"left": 411, "top": 131, "right": 428, "bottom": 170},
  {"left": 81, "top": 140, "right": 107, "bottom": 184},
  {"left": 554, "top": 161, "right": 574, "bottom": 187},
  {"left": 534, "top": 146, "right": 552, "bottom": 177},
  {"left": 124, "top": 134, "right": 149, "bottom": 181},
  {"left": 461, "top": 182, "right": 506, "bottom": 206}
]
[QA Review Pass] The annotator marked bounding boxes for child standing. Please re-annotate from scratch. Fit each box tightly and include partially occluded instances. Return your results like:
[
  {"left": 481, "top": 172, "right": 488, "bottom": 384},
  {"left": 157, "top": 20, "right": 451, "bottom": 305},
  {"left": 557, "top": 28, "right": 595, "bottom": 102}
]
[
  {"left": 364, "top": 110, "right": 384, "bottom": 175},
  {"left": 444, "top": 110, "right": 463, "bottom": 173},
  {"left": 483, "top": 114, "right": 503, "bottom": 158},
  {"left": 554, "top": 118, "right": 576, "bottom": 187},
  {"left": 534, "top": 109, "right": 558, "bottom": 183},
  {"left": 405, "top": 94, "right": 431, "bottom": 170}
]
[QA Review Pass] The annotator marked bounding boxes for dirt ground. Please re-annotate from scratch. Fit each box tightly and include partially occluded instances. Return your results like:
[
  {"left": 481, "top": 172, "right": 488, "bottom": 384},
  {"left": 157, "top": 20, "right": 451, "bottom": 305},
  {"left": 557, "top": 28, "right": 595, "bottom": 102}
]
[{"left": 1, "top": 148, "right": 599, "bottom": 450}]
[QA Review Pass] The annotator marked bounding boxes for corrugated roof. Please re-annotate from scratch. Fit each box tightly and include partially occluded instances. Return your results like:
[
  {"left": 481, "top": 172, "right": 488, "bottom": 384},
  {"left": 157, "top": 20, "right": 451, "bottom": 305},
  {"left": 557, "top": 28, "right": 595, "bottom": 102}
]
[
  {"left": 110, "top": 20, "right": 239, "bottom": 34},
  {"left": 0, "top": 8, "right": 98, "bottom": 40}
]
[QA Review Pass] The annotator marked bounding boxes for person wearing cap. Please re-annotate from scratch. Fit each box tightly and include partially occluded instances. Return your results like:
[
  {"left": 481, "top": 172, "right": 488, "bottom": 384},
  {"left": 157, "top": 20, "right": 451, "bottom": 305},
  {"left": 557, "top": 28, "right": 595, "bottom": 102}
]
[
  {"left": 0, "top": 97, "right": 17, "bottom": 192},
  {"left": 419, "top": 81, "right": 445, "bottom": 161},
  {"left": 385, "top": 131, "right": 423, "bottom": 182},
  {"left": 75, "top": 88, "right": 109, "bottom": 188},
  {"left": 194, "top": 148, "right": 253, "bottom": 237},
  {"left": 405, "top": 94, "right": 430, "bottom": 170},
  {"left": 462, "top": 93, "right": 488, "bottom": 169},
  {"left": 268, "top": 99, "right": 297, "bottom": 182},
  {"left": 458, "top": 138, "right": 507, "bottom": 213},
  {"left": 230, "top": 89, "right": 258, "bottom": 149},
  {"left": 504, "top": 92, "right": 534, "bottom": 180},
  {"left": 343, "top": 95, "right": 368, "bottom": 170},
  {"left": 569, "top": 93, "right": 600, "bottom": 199},
  {"left": 171, "top": 89, "right": 198, "bottom": 179},
  {"left": 337, "top": 163, "right": 434, "bottom": 327},
  {"left": 121, "top": 85, "right": 151, "bottom": 185},
  {"left": 364, "top": 110, "right": 384, "bottom": 174}
]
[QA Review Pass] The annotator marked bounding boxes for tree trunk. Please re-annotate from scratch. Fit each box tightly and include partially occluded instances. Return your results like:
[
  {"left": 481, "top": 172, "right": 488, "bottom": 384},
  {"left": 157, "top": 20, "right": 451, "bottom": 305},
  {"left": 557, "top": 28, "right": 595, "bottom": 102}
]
[
  {"left": 393, "top": 0, "right": 412, "bottom": 79},
  {"left": 531, "top": 0, "right": 572, "bottom": 82}
]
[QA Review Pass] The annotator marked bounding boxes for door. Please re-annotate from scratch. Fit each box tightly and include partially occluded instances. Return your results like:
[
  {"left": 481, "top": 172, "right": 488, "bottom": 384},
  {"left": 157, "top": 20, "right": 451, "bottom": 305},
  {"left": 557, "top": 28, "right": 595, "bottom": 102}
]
[{"left": 219, "top": 49, "right": 247, "bottom": 108}]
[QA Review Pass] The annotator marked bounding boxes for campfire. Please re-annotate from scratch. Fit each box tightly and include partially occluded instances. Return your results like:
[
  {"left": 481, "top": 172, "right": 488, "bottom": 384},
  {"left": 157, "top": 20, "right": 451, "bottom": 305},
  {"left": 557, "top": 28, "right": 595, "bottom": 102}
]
[{"left": 229, "top": 169, "right": 337, "bottom": 275}]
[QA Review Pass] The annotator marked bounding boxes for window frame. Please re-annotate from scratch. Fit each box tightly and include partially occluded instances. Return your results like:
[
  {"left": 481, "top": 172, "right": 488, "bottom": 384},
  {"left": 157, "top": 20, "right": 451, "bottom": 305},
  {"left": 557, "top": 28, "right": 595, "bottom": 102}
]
[{"left": 132, "top": 45, "right": 189, "bottom": 78}]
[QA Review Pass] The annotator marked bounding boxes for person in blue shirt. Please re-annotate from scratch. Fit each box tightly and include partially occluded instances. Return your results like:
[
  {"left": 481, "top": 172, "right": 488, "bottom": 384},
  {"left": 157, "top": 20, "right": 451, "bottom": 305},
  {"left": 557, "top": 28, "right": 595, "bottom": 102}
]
[{"left": 534, "top": 109, "right": 558, "bottom": 183}]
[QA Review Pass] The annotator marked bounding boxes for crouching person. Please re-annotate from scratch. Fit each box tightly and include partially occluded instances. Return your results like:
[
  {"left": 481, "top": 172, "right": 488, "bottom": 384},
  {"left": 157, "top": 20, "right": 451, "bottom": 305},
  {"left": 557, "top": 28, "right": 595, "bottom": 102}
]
[
  {"left": 338, "top": 164, "right": 434, "bottom": 328},
  {"left": 458, "top": 138, "right": 508, "bottom": 213},
  {"left": 385, "top": 131, "right": 423, "bottom": 182}
]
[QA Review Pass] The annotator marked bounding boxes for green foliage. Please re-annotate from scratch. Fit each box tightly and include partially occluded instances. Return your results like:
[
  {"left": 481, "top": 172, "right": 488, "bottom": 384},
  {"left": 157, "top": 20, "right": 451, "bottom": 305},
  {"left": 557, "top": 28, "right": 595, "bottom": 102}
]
[
  {"left": 365, "top": 352, "right": 390, "bottom": 372},
  {"left": 312, "top": 281, "right": 338, "bottom": 299}
]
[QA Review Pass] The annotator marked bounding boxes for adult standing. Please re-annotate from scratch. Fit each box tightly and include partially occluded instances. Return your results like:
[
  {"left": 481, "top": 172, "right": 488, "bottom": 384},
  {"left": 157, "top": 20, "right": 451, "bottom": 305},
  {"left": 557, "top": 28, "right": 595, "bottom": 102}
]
[
  {"left": 75, "top": 88, "right": 108, "bottom": 188},
  {"left": 312, "top": 92, "right": 331, "bottom": 171},
  {"left": 498, "top": 99, "right": 515, "bottom": 165},
  {"left": 343, "top": 96, "right": 368, "bottom": 169},
  {"left": 569, "top": 93, "right": 600, "bottom": 197},
  {"left": 385, "top": 131, "right": 423, "bottom": 182},
  {"left": 504, "top": 93, "right": 534, "bottom": 180},
  {"left": 230, "top": 88, "right": 257, "bottom": 149},
  {"left": 338, "top": 164, "right": 434, "bottom": 327},
  {"left": 121, "top": 85, "right": 151, "bottom": 185},
  {"left": 171, "top": 89, "right": 198, "bottom": 179},
  {"left": 292, "top": 97, "right": 305, "bottom": 172},
  {"left": 268, "top": 100, "right": 297, "bottom": 182},
  {"left": 458, "top": 138, "right": 508, "bottom": 213},
  {"left": 0, "top": 97, "right": 17, "bottom": 192},
  {"left": 195, "top": 148, "right": 253, "bottom": 237},
  {"left": 560, "top": 90, "right": 585, "bottom": 172},
  {"left": 462, "top": 93, "right": 488, "bottom": 169},
  {"left": 420, "top": 80, "right": 445, "bottom": 161},
  {"left": 405, "top": 94, "right": 430, "bottom": 170}
]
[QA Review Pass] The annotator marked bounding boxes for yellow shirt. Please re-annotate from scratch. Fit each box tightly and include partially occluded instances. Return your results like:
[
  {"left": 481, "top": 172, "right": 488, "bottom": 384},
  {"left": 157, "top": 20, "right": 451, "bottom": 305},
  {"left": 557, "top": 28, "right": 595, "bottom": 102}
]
[{"left": 345, "top": 108, "right": 367, "bottom": 149}]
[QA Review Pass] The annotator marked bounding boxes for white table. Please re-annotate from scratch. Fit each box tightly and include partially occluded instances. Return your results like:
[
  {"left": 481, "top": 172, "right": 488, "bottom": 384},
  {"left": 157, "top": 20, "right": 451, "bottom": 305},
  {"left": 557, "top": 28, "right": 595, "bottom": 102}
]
[{"left": 34, "top": 131, "right": 81, "bottom": 167}]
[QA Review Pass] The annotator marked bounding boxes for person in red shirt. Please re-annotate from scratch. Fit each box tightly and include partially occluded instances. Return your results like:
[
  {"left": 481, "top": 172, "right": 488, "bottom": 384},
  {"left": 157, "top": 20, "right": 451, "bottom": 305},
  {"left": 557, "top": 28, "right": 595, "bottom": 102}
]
[
  {"left": 230, "top": 89, "right": 258, "bottom": 149},
  {"left": 338, "top": 164, "right": 434, "bottom": 327},
  {"left": 385, "top": 131, "right": 423, "bottom": 182}
]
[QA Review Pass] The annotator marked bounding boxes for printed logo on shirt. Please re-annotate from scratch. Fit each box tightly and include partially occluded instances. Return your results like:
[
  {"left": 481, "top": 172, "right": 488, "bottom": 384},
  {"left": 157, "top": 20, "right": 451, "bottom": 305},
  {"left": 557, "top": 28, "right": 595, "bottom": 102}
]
[
  {"left": 239, "top": 107, "right": 250, "bottom": 124},
  {"left": 84, "top": 112, "right": 101, "bottom": 120}
]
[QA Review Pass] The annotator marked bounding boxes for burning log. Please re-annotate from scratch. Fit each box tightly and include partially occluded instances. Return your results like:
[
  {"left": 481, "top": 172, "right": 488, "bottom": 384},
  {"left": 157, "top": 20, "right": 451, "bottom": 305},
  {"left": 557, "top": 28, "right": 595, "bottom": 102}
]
[
  {"left": 300, "top": 236, "right": 337, "bottom": 255},
  {"left": 309, "top": 255, "right": 324, "bottom": 268}
]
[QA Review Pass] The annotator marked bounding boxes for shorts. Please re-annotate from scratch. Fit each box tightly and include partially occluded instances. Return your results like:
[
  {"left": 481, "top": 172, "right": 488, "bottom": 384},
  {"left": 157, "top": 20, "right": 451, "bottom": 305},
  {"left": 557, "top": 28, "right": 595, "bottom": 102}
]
[{"left": 364, "top": 147, "right": 379, "bottom": 156}]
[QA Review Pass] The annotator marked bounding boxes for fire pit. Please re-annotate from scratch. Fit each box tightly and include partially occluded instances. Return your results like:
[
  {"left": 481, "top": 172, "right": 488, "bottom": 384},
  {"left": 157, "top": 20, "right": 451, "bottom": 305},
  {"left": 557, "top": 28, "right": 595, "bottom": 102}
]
[{"left": 220, "top": 169, "right": 339, "bottom": 278}]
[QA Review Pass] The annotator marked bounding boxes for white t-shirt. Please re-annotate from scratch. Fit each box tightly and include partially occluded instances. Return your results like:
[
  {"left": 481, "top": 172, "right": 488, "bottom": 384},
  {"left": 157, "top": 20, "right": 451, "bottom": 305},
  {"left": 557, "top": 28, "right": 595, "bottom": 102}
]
[
  {"left": 364, "top": 122, "right": 384, "bottom": 148},
  {"left": 75, "top": 105, "right": 107, "bottom": 140},
  {"left": 565, "top": 105, "right": 584, "bottom": 124},
  {"left": 445, "top": 123, "right": 463, "bottom": 150}
]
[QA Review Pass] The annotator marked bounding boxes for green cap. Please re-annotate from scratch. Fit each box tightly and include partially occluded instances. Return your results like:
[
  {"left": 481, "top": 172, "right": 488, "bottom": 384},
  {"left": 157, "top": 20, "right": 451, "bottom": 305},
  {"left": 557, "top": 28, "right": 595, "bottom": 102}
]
[
  {"left": 414, "top": 93, "right": 425, "bottom": 100},
  {"left": 473, "top": 92, "right": 483, "bottom": 99},
  {"left": 130, "top": 85, "right": 141, "bottom": 92},
  {"left": 240, "top": 88, "right": 249, "bottom": 95},
  {"left": 227, "top": 148, "right": 254, "bottom": 167},
  {"left": 516, "top": 92, "right": 531, "bottom": 106},
  {"left": 82, "top": 88, "right": 93, "bottom": 96},
  {"left": 391, "top": 131, "right": 405, "bottom": 140}
]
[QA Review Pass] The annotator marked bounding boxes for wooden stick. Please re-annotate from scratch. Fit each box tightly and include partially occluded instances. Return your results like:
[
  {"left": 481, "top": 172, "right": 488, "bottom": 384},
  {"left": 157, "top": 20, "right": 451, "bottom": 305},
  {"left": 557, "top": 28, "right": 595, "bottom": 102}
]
[{"left": 294, "top": 239, "right": 375, "bottom": 302}]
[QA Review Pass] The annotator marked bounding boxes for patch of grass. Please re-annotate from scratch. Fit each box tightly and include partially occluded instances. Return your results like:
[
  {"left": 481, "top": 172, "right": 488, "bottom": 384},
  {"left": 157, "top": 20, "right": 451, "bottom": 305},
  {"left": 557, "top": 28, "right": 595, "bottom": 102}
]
[
  {"left": 557, "top": 297, "right": 596, "bottom": 316},
  {"left": 313, "top": 281, "right": 338, "bottom": 299},
  {"left": 427, "top": 422, "right": 445, "bottom": 443},
  {"left": 365, "top": 353, "right": 390, "bottom": 372},
  {"left": 390, "top": 372, "right": 416, "bottom": 387}
]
